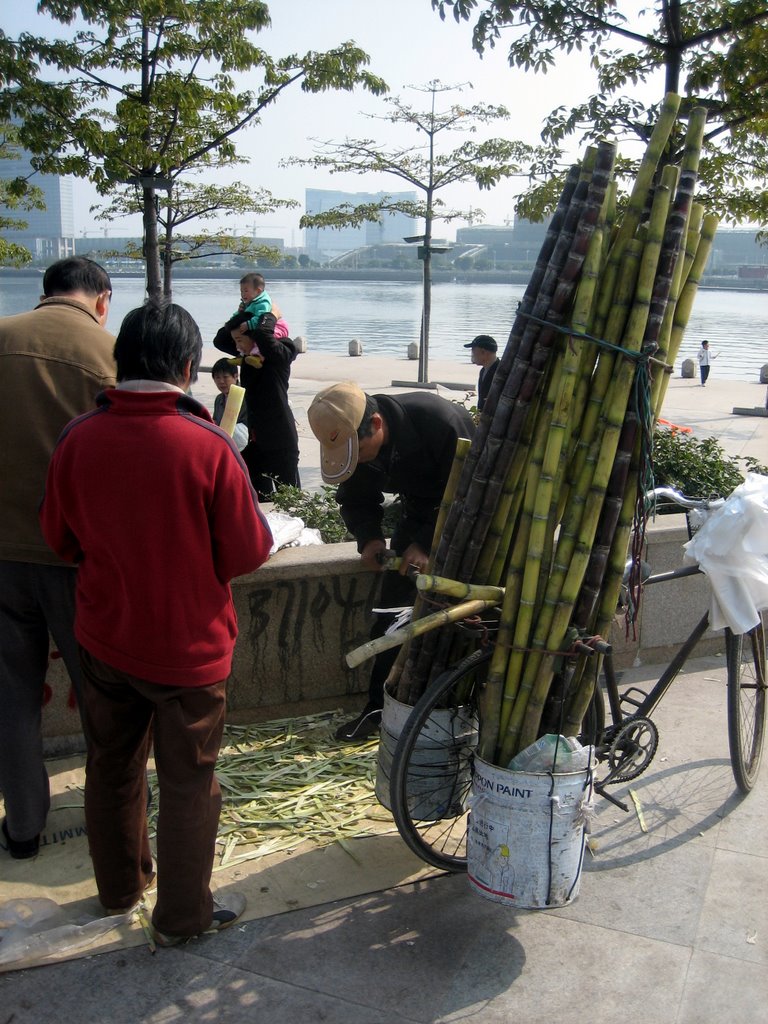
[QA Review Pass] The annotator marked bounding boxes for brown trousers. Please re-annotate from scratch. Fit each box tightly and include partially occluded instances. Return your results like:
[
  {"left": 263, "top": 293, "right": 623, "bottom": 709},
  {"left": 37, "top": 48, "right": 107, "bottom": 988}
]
[{"left": 79, "top": 647, "right": 227, "bottom": 937}]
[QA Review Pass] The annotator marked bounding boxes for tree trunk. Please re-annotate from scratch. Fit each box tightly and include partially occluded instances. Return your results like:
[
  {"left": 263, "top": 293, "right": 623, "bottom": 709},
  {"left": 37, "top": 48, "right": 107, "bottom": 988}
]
[
  {"left": 163, "top": 198, "right": 174, "bottom": 300},
  {"left": 421, "top": 251, "right": 432, "bottom": 384},
  {"left": 142, "top": 185, "right": 163, "bottom": 301},
  {"left": 663, "top": 0, "right": 683, "bottom": 94},
  {"left": 419, "top": 206, "right": 433, "bottom": 384}
]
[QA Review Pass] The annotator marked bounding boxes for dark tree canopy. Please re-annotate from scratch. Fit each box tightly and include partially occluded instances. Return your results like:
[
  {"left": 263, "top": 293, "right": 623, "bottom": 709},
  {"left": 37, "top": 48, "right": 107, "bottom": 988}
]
[{"left": 434, "top": 1, "right": 768, "bottom": 227}]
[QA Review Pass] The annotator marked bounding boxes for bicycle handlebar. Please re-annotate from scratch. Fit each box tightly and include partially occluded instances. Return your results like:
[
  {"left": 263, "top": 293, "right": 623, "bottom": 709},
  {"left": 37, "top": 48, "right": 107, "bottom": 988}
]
[{"left": 644, "top": 486, "right": 726, "bottom": 512}]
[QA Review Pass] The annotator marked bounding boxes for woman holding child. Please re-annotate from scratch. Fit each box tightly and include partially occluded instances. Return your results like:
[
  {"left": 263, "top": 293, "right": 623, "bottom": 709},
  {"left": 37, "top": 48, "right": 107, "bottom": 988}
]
[{"left": 213, "top": 273, "right": 301, "bottom": 500}]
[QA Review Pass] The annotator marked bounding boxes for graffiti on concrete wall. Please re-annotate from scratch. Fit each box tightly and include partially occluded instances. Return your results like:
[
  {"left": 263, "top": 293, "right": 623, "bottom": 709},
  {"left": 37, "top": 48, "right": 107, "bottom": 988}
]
[{"left": 235, "top": 572, "right": 382, "bottom": 706}]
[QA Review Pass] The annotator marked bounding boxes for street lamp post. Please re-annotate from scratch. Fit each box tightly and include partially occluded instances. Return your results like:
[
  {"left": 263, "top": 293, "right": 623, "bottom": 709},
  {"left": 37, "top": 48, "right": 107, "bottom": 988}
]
[{"left": 403, "top": 234, "right": 452, "bottom": 384}]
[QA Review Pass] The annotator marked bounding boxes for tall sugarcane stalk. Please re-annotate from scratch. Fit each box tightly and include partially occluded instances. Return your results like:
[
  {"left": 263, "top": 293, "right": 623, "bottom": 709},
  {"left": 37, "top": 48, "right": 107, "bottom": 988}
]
[
  {"left": 438, "top": 145, "right": 614, "bottom": 671},
  {"left": 591, "top": 93, "right": 681, "bottom": 341},
  {"left": 398, "top": 170, "right": 592, "bottom": 703},
  {"left": 346, "top": 597, "right": 497, "bottom": 669},
  {"left": 384, "top": 96, "right": 717, "bottom": 779},
  {"left": 476, "top": 216, "right": 609, "bottom": 761},
  {"left": 430, "top": 165, "right": 583, "bottom": 561},
  {"left": 389, "top": 437, "right": 470, "bottom": 702},
  {"left": 588, "top": 219, "right": 718, "bottom": 660},
  {"left": 558, "top": 112, "right": 710, "bottom": 736},
  {"left": 497, "top": 170, "right": 676, "bottom": 762},
  {"left": 657, "top": 211, "right": 718, "bottom": 412}
]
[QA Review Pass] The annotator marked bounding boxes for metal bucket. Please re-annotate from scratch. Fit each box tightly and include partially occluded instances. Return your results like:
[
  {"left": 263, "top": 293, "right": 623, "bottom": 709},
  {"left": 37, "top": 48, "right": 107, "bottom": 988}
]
[
  {"left": 467, "top": 755, "right": 593, "bottom": 909},
  {"left": 375, "top": 684, "right": 477, "bottom": 819}
]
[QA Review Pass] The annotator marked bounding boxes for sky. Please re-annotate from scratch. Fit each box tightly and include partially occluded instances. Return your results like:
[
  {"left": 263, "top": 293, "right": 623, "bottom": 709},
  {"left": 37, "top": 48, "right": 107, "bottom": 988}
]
[{"left": 2, "top": 0, "right": 660, "bottom": 244}]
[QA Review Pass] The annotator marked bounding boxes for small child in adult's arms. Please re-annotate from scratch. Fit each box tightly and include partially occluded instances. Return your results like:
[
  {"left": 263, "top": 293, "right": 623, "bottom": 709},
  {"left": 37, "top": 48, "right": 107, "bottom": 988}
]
[{"left": 227, "top": 273, "right": 290, "bottom": 367}]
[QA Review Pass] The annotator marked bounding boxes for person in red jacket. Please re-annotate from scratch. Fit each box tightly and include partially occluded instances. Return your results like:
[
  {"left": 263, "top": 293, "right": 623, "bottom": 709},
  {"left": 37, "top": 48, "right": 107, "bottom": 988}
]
[{"left": 40, "top": 300, "right": 273, "bottom": 946}]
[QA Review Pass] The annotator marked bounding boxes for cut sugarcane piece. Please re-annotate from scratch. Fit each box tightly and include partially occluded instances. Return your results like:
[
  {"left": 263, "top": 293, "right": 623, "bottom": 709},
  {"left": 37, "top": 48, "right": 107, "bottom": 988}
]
[{"left": 219, "top": 383, "right": 245, "bottom": 437}]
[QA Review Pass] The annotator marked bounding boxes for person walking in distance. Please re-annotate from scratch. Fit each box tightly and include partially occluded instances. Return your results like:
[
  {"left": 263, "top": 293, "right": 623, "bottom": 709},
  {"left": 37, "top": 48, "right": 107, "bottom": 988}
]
[
  {"left": 0, "top": 257, "right": 116, "bottom": 861},
  {"left": 697, "top": 339, "right": 718, "bottom": 386},
  {"left": 40, "top": 300, "right": 273, "bottom": 944}
]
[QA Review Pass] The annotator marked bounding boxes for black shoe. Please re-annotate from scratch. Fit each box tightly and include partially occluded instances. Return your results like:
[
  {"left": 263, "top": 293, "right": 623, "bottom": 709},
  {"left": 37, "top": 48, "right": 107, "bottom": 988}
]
[
  {"left": 151, "top": 892, "right": 247, "bottom": 948},
  {"left": 334, "top": 706, "right": 382, "bottom": 742},
  {"left": 1, "top": 819, "right": 40, "bottom": 860}
]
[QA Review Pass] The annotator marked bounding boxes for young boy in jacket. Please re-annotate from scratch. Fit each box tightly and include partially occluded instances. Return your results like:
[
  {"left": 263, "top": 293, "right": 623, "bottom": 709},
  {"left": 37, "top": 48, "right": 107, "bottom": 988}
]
[{"left": 40, "top": 300, "right": 273, "bottom": 945}]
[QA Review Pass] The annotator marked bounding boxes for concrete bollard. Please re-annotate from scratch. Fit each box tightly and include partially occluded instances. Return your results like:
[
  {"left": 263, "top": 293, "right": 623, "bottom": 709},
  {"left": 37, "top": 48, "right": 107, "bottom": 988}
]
[
  {"left": 681, "top": 358, "right": 695, "bottom": 379},
  {"left": 407, "top": 342, "right": 419, "bottom": 361},
  {"left": 349, "top": 338, "right": 363, "bottom": 357},
  {"left": 293, "top": 335, "right": 307, "bottom": 354},
  {"left": 760, "top": 363, "right": 768, "bottom": 384}
]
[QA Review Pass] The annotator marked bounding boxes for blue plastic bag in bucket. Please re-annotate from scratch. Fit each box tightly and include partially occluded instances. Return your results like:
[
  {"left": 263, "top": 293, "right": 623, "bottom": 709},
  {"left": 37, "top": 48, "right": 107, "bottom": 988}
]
[{"left": 467, "top": 754, "right": 593, "bottom": 909}]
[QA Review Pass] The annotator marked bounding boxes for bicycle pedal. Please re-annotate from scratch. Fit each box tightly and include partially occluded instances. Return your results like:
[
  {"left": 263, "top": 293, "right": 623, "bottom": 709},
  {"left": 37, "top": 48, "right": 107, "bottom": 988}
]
[{"left": 619, "top": 686, "right": 649, "bottom": 712}]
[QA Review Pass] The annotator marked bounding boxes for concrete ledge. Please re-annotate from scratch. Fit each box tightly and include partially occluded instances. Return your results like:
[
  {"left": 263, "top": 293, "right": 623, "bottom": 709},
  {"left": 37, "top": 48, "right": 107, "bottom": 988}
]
[
  {"left": 390, "top": 379, "right": 475, "bottom": 391},
  {"left": 732, "top": 406, "right": 768, "bottom": 417},
  {"left": 41, "top": 518, "right": 715, "bottom": 749}
]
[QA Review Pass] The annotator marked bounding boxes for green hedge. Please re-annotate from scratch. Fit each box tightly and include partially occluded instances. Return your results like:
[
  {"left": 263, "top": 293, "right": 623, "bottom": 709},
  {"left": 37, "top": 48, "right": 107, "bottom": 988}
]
[{"left": 652, "top": 427, "right": 767, "bottom": 508}]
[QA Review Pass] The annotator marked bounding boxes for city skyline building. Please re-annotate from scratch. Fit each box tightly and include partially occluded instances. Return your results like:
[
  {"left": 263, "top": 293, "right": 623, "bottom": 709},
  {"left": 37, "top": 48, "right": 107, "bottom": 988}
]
[
  {"left": 304, "top": 188, "right": 418, "bottom": 262},
  {"left": 0, "top": 142, "right": 75, "bottom": 260}
]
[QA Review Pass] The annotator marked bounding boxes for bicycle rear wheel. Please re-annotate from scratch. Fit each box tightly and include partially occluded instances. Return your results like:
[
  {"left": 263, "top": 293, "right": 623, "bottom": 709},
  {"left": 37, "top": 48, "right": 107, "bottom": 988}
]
[
  {"left": 389, "top": 648, "right": 489, "bottom": 872},
  {"left": 726, "top": 615, "right": 767, "bottom": 794}
]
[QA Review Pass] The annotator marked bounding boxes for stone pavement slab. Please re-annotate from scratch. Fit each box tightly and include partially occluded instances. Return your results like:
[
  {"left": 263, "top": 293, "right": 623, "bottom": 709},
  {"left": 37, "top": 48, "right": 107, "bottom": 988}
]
[{"left": 2, "top": 656, "right": 766, "bottom": 1024}]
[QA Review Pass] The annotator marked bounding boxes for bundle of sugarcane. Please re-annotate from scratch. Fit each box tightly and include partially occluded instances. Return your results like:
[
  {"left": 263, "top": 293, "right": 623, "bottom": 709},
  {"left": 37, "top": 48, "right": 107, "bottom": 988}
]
[{"left": 357, "top": 93, "right": 719, "bottom": 768}]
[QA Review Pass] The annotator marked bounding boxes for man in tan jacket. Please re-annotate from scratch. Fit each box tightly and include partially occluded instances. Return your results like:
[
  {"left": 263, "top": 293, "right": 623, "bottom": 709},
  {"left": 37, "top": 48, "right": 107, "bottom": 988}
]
[{"left": 0, "top": 256, "right": 115, "bottom": 859}]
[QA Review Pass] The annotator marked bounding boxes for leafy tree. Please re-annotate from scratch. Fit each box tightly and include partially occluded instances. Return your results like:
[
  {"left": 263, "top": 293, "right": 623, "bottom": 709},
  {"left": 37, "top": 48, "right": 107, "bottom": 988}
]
[
  {"left": 0, "top": 125, "right": 45, "bottom": 266},
  {"left": 434, "top": 1, "right": 768, "bottom": 228},
  {"left": 288, "top": 81, "right": 535, "bottom": 381},
  {"left": 0, "top": 1, "right": 387, "bottom": 298},
  {"left": 93, "top": 181, "right": 298, "bottom": 295}
]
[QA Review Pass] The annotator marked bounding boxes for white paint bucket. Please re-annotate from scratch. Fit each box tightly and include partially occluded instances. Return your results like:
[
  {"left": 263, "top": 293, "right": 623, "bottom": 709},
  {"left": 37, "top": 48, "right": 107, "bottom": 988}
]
[
  {"left": 467, "top": 755, "right": 592, "bottom": 909},
  {"left": 375, "top": 685, "right": 477, "bottom": 817}
]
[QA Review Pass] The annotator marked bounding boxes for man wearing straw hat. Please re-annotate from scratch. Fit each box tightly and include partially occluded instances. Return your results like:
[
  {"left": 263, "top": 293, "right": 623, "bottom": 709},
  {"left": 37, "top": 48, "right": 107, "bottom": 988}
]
[{"left": 308, "top": 382, "right": 475, "bottom": 741}]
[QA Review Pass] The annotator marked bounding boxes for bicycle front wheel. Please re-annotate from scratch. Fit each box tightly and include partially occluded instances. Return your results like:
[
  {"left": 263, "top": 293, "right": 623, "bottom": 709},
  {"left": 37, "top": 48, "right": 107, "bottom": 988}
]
[
  {"left": 389, "top": 648, "right": 489, "bottom": 873},
  {"left": 726, "top": 616, "right": 767, "bottom": 794}
]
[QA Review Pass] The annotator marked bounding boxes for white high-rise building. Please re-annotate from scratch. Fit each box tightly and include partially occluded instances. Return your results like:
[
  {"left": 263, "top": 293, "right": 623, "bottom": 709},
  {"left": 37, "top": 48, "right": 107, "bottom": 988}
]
[
  {"left": 305, "top": 188, "right": 418, "bottom": 262},
  {"left": 0, "top": 143, "right": 76, "bottom": 260}
]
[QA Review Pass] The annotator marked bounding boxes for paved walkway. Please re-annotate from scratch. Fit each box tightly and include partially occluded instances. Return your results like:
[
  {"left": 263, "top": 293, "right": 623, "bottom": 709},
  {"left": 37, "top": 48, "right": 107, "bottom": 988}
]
[
  {"left": 196, "top": 352, "right": 768, "bottom": 493},
  {"left": 3, "top": 358, "right": 765, "bottom": 1018},
  {"left": 2, "top": 654, "right": 766, "bottom": 1022}
]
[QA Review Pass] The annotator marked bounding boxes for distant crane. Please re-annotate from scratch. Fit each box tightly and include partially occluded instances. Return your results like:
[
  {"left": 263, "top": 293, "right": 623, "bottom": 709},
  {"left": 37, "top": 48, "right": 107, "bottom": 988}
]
[{"left": 250, "top": 223, "right": 287, "bottom": 239}]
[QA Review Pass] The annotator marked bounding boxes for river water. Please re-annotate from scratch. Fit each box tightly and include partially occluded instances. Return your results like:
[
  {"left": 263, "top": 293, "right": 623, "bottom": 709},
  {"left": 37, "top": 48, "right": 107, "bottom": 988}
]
[{"left": 1, "top": 275, "right": 765, "bottom": 380}]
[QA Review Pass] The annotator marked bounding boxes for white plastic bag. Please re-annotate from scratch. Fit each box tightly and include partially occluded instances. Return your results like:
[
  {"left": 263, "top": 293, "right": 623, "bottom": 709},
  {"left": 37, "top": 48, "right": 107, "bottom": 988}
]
[
  {"left": 0, "top": 897, "right": 133, "bottom": 969},
  {"left": 507, "top": 734, "right": 593, "bottom": 773},
  {"left": 265, "top": 511, "right": 323, "bottom": 554},
  {"left": 683, "top": 473, "right": 768, "bottom": 633}
]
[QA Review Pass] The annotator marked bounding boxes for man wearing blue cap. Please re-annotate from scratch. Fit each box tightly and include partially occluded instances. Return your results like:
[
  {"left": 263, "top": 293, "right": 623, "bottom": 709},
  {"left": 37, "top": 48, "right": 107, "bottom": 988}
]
[{"left": 464, "top": 335, "right": 499, "bottom": 412}]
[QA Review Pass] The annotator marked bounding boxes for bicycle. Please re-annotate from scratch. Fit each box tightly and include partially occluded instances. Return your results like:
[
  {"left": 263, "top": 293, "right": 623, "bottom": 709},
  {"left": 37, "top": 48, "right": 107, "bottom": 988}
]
[{"left": 388, "top": 487, "right": 767, "bottom": 872}]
